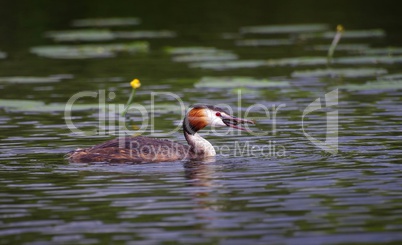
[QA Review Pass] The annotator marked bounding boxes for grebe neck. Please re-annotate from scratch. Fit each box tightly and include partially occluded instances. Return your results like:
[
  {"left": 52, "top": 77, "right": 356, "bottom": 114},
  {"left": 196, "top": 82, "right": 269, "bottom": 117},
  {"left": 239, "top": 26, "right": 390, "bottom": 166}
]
[{"left": 183, "top": 118, "right": 216, "bottom": 157}]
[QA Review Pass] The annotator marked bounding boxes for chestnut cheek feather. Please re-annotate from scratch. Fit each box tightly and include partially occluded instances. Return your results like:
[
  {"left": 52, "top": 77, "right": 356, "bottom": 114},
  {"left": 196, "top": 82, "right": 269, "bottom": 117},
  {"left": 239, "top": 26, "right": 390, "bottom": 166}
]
[
  {"left": 188, "top": 108, "right": 209, "bottom": 132},
  {"left": 190, "top": 118, "right": 208, "bottom": 132}
]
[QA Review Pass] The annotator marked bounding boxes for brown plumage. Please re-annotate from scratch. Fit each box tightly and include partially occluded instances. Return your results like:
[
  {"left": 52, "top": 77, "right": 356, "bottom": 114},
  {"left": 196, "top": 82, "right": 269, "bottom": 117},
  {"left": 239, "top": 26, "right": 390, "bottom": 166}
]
[{"left": 67, "top": 136, "right": 193, "bottom": 163}]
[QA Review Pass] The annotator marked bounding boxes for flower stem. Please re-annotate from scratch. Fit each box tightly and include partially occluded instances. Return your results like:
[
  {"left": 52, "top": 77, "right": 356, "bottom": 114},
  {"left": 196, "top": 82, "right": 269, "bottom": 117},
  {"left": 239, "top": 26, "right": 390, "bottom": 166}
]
[
  {"left": 327, "top": 25, "right": 344, "bottom": 66},
  {"left": 121, "top": 89, "right": 136, "bottom": 117}
]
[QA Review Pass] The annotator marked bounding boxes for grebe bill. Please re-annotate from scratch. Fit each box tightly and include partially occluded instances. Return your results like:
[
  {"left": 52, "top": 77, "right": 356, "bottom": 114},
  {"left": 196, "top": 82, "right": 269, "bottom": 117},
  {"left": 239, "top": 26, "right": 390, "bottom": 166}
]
[{"left": 67, "top": 104, "right": 254, "bottom": 163}]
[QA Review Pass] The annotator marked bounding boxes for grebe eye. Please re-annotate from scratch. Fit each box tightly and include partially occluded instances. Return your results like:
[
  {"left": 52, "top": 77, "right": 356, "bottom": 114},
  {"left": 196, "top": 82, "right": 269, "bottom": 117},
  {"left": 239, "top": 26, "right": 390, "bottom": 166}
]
[{"left": 216, "top": 112, "right": 221, "bottom": 117}]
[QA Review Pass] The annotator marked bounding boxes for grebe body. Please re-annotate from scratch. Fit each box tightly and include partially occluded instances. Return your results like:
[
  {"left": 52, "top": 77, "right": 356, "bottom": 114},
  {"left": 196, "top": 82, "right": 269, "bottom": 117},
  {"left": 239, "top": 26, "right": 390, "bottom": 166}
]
[{"left": 67, "top": 105, "right": 253, "bottom": 163}]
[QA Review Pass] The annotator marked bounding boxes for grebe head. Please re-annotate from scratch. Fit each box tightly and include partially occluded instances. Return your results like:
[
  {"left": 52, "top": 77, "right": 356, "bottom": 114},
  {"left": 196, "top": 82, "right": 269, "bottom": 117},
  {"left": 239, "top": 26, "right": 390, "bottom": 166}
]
[{"left": 184, "top": 104, "right": 254, "bottom": 135}]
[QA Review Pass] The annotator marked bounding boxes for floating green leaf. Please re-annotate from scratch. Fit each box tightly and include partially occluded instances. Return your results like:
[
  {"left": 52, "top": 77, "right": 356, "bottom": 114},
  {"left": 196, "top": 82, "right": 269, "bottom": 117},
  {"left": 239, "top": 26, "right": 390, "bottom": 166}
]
[
  {"left": 230, "top": 87, "right": 263, "bottom": 95},
  {"left": 45, "top": 104, "right": 103, "bottom": 112},
  {"left": 167, "top": 46, "right": 238, "bottom": 63},
  {"left": 266, "top": 57, "right": 328, "bottom": 67},
  {"left": 190, "top": 54, "right": 402, "bottom": 70},
  {"left": 292, "top": 68, "right": 387, "bottom": 78},
  {"left": 358, "top": 47, "right": 402, "bottom": 56},
  {"left": 265, "top": 55, "right": 402, "bottom": 67},
  {"left": 114, "top": 30, "right": 176, "bottom": 39},
  {"left": 333, "top": 29, "right": 386, "bottom": 39},
  {"left": 30, "top": 42, "right": 149, "bottom": 59},
  {"left": 235, "top": 39, "right": 293, "bottom": 46},
  {"left": 310, "top": 44, "right": 370, "bottom": 52},
  {"left": 339, "top": 80, "right": 402, "bottom": 91},
  {"left": 190, "top": 60, "right": 268, "bottom": 70},
  {"left": 378, "top": 73, "right": 402, "bottom": 80},
  {"left": 71, "top": 17, "right": 141, "bottom": 27},
  {"left": 172, "top": 52, "right": 238, "bottom": 63},
  {"left": 31, "top": 46, "right": 114, "bottom": 59},
  {"left": 0, "top": 75, "right": 72, "bottom": 84},
  {"left": 0, "top": 99, "right": 102, "bottom": 112},
  {"left": 335, "top": 56, "right": 402, "bottom": 65},
  {"left": 165, "top": 46, "right": 221, "bottom": 55},
  {"left": 301, "top": 29, "right": 385, "bottom": 39},
  {"left": 240, "top": 24, "right": 329, "bottom": 34},
  {"left": 46, "top": 29, "right": 176, "bottom": 42},
  {"left": 0, "top": 99, "right": 45, "bottom": 111},
  {"left": 46, "top": 29, "right": 115, "bottom": 42},
  {"left": 0, "top": 98, "right": 185, "bottom": 115},
  {"left": 194, "top": 77, "right": 290, "bottom": 88}
]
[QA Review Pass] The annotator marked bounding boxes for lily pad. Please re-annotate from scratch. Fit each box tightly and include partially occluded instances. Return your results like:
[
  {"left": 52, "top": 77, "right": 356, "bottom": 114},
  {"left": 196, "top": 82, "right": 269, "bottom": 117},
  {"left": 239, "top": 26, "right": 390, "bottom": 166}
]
[
  {"left": 31, "top": 46, "right": 114, "bottom": 59},
  {"left": 194, "top": 77, "right": 290, "bottom": 88},
  {"left": 264, "top": 55, "right": 402, "bottom": 67},
  {"left": 30, "top": 42, "right": 149, "bottom": 59},
  {"left": 0, "top": 98, "right": 187, "bottom": 116},
  {"left": 167, "top": 46, "right": 238, "bottom": 63},
  {"left": 172, "top": 52, "right": 238, "bottom": 63},
  {"left": 192, "top": 55, "right": 400, "bottom": 69},
  {"left": 378, "top": 73, "right": 402, "bottom": 80},
  {"left": 230, "top": 87, "right": 262, "bottom": 95},
  {"left": 240, "top": 24, "right": 329, "bottom": 35},
  {"left": 71, "top": 17, "right": 141, "bottom": 27},
  {"left": 334, "top": 56, "right": 402, "bottom": 65},
  {"left": 190, "top": 60, "right": 268, "bottom": 70},
  {"left": 291, "top": 68, "right": 387, "bottom": 78},
  {"left": 266, "top": 57, "right": 328, "bottom": 67},
  {"left": 310, "top": 44, "right": 370, "bottom": 52},
  {"left": 301, "top": 29, "right": 385, "bottom": 39},
  {"left": 46, "top": 29, "right": 176, "bottom": 42},
  {"left": 236, "top": 39, "right": 293, "bottom": 46},
  {"left": 341, "top": 29, "right": 386, "bottom": 39},
  {"left": 0, "top": 99, "right": 45, "bottom": 111},
  {"left": 0, "top": 51, "right": 6, "bottom": 59},
  {"left": 165, "top": 46, "right": 221, "bottom": 55},
  {"left": 45, "top": 104, "right": 103, "bottom": 112},
  {"left": 339, "top": 80, "right": 402, "bottom": 91},
  {"left": 358, "top": 47, "right": 402, "bottom": 56},
  {"left": 114, "top": 30, "right": 176, "bottom": 39},
  {"left": 46, "top": 29, "right": 115, "bottom": 42},
  {"left": 0, "top": 75, "right": 72, "bottom": 84},
  {"left": 0, "top": 99, "right": 103, "bottom": 112}
]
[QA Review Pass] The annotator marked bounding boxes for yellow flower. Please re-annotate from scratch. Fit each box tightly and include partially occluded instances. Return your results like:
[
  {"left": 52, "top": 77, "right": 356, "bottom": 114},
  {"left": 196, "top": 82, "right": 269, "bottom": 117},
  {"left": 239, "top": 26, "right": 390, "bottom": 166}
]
[
  {"left": 336, "top": 25, "right": 344, "bottom": 33},
  {"left": 130, "top": 78, "right": 141, "bottom": 89}
]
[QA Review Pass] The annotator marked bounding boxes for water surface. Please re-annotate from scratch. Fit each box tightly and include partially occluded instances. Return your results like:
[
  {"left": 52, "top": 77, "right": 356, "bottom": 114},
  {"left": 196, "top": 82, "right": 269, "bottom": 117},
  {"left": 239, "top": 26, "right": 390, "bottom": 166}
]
[{"left": 1, "top": 0, "right": 402, "bottom": 244}]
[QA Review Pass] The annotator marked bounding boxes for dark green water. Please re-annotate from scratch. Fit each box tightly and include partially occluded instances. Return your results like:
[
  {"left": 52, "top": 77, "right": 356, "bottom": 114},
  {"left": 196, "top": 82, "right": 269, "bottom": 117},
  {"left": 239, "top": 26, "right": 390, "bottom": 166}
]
[{"left": 1, "top": 1, "right": 402, "bottom": 244}]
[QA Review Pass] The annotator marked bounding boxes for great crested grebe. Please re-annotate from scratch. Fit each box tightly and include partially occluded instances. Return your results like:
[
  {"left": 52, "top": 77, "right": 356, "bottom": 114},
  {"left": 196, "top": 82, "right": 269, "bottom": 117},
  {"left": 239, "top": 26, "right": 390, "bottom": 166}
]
[{"left": 67, "top": 104, "right": 254, "bottom": 163}]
